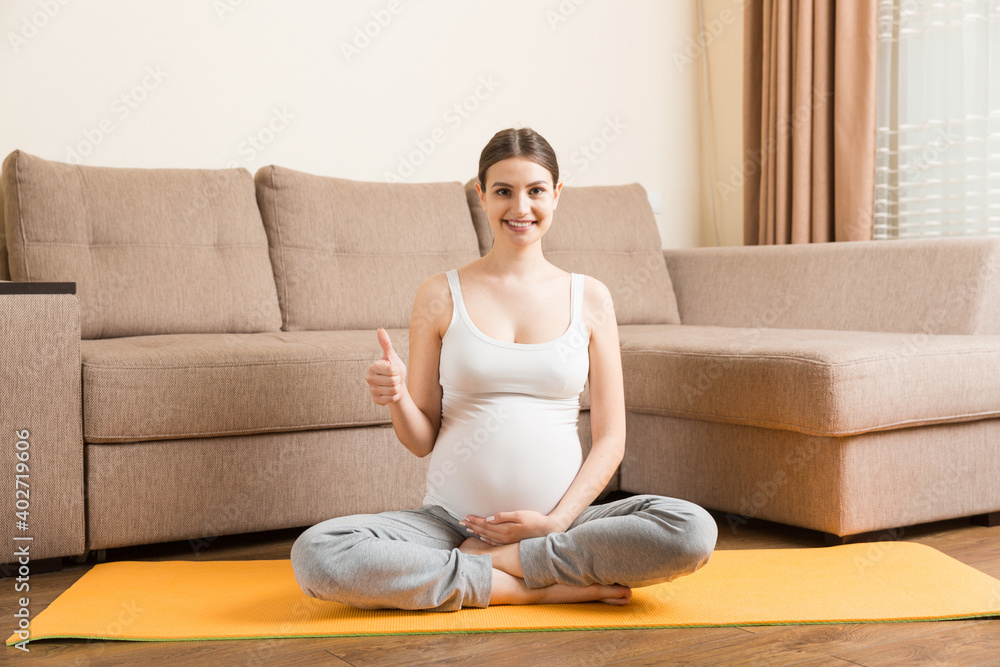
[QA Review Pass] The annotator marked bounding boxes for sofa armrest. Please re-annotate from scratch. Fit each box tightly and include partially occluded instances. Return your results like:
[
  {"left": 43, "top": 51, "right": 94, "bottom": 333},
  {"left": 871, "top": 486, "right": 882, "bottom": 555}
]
[
  {"left": 663, "top": 238, "right": 1000, "bottom": 334},
  {"left": 0, "top": 282, "right": 85, "bottom": 564}
]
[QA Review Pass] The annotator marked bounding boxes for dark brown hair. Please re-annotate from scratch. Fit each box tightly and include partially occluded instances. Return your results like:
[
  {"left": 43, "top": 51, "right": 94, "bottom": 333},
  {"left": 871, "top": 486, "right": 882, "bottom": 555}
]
[{"left": 477, "top": 128, "right": 559, "bottom": 190}]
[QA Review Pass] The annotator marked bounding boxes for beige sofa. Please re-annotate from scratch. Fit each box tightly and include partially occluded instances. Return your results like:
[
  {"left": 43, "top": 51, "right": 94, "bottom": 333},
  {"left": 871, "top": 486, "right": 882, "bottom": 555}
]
[{"left": 2, "top": 150, "right": 998, "bottom": 571}]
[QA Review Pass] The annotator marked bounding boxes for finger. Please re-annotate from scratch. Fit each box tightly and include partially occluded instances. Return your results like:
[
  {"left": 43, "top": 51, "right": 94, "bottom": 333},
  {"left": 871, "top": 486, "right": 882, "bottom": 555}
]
[
  {"left": 372, "top": 384, "right": 400, "bottom": 401},
  {"left": 465, "top": 516, "right": 494, "bottom": 533},
  {"left": 372, "top": 372, "right": 397, "bottom": 388},
  {"left": 474, "top": 524, "right": 508, "bottom": 541},
  {"left": 371, "top": 359, "right": 399, "bottom": 377},
  {"left": 377, "top": 327, "right": 395, "bottom": 360},
  {"left": 462, "top": 520, "right": 501, "bottom": 540}
]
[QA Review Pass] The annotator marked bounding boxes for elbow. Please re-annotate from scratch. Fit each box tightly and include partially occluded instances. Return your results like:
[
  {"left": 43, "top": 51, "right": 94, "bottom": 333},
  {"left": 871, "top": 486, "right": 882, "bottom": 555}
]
[{"left": 405, "top": 439, "right": 435, "bottom": 459}]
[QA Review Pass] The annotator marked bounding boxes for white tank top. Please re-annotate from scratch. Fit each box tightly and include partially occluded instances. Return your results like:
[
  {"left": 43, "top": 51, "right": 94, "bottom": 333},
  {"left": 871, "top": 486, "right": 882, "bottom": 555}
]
[{"left": 422, "top": 268, "right": 591, "bottom": 521}]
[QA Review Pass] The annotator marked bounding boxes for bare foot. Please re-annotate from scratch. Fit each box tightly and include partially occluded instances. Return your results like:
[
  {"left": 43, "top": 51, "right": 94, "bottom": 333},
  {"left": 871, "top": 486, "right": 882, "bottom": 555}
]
[
  {"left": 459, "top": 537, "right": 523, "bottom": 578},
  {"left": 489, "top": 569, "right": 632, "bottom": 606}
]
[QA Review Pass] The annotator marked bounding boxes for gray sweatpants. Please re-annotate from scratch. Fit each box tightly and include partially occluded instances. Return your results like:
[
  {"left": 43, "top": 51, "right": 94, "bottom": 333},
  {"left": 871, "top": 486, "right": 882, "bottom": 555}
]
[{"left": 290, "top": 494, "right": 718, "bottom": 612}]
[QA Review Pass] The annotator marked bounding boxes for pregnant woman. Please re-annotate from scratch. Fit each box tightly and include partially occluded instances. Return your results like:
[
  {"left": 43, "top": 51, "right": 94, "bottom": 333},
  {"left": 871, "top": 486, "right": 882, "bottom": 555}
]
[{"left": 290, "top": 127, "right": 717, "bottom": 612}]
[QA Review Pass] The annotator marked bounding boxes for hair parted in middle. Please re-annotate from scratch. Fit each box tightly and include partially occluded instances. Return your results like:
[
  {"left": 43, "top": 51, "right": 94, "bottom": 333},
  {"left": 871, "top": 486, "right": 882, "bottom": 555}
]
[{"left": 477, "top": 128, "right": 559, "bottom": 189}]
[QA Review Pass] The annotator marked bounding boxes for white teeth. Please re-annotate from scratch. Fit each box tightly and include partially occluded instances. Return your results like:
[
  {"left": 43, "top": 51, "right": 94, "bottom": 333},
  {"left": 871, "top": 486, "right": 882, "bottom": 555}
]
[{"left": 507, "top": 220, "right": 533, "bottom": 227}]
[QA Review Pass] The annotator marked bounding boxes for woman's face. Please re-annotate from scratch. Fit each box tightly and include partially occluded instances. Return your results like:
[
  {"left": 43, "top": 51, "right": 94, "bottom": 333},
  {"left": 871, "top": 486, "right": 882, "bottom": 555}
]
[{"left": 476, "top": 157, "right": 562, "bottom": 246}]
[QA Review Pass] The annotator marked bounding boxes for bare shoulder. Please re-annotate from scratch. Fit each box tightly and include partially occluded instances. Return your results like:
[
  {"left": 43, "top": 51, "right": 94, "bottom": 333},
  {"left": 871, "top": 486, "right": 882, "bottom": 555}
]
[
  {"left": 412, "top": 272, "right": 453, "bottom": 339},
  {"left": 579, "top": 274, "right": 617, "bottom": 337}
]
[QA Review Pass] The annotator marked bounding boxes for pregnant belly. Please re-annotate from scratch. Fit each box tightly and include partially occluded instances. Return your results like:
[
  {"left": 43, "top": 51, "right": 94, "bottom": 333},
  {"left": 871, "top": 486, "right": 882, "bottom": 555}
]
[{"left": 424, "top": 406, "right": 583, "bottom": 520}]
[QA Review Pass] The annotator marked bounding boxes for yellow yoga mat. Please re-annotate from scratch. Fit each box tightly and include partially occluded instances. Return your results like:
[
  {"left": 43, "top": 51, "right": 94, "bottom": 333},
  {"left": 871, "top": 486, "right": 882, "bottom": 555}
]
[{"left": 8, "top": 542, "right": 1000, "bottom": 645}]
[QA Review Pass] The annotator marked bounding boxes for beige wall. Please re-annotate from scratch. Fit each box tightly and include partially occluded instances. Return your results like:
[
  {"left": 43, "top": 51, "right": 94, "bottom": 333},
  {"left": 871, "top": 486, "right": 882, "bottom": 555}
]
[
  {"left": 0, "top": 0, "right": 711, "bottom": 250},
  {"left": 694, "top": 0, "right": 745, "bottom": 247}
]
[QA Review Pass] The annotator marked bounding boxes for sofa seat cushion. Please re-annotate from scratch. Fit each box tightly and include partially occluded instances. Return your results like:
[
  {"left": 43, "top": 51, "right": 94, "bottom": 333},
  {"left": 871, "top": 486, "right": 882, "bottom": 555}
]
[
  {"left": 83, "top": 326, "right": 595, "bottom": 444},
  {"left": 619, "top": 324, "right": 1000, "bottom": 436},
  {"left": 81, "top": 330, "right": 413, "bottom": 444}
]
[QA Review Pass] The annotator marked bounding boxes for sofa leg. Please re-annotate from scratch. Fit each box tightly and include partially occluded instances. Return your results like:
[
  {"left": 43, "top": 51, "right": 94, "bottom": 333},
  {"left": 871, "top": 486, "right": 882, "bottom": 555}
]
[
  {"left": 824, "top": 533, "right": 848, "bottom": 546},
  {"left": 822, "top": 527, "right": 906, "bottom": 546},
  {"left": 2, "top": 556, "right": 62, "bottom": 574},
  {"left": 69, "top": 549, "right": 107, "bottom": 564},
  {"left": 971, "top": 511, "right": 1000, "bottom": 527},
  {"left": 0, "top": 556, "right": 63, "bottom": 576}
]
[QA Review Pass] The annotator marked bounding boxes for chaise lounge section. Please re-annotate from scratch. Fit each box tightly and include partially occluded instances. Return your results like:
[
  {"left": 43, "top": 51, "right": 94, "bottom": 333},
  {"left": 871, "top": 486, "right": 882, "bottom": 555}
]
[{"left": 626, "top": 240, "right": 1000, "bottom": 539}]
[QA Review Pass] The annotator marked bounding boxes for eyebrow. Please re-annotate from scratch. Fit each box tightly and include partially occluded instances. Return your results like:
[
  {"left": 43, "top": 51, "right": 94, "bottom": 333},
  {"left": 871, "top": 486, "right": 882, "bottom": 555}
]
[{"left": 491, "top": 180, "right": 549, "bottom": 188}]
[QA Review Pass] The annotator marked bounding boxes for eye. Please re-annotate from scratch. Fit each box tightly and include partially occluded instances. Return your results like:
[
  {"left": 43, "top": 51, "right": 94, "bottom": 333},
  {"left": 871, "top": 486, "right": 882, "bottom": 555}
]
[
  {"left": 530, "top": 187, "right": 545, "bottom": 195},
  {"left": 494, "top": 188, "right": 510, "bottom": 196}
]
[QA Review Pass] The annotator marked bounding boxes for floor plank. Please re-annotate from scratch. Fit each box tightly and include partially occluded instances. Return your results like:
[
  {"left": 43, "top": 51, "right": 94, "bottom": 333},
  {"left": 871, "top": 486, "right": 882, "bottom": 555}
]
[
  {"left": 395, "top": 628, "right": 747, "bottom": 667},
  {"left": 606, "top": 620, "right": 996, "bottom": 666},
  {"left": 788, "top": 658, "right": 864, "bottom": 667},
  {"left": 833, "top": 621, "right": 1000, "bottom": 666}
]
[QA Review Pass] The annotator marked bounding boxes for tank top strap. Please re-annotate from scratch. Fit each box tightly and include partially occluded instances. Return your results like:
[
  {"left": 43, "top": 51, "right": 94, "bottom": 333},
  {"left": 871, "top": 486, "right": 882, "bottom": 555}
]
[
  {"left": 445, "top": 268, "right": 462, "bottom": 323},
  {"left": 571, "top": 273, "right": 584, "bottom": 324}
]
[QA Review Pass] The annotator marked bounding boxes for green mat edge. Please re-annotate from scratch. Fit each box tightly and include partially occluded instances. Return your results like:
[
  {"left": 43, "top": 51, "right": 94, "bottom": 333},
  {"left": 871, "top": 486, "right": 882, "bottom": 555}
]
[{"left": 9, "top": 611, "right": 1000, "bottom": 645}]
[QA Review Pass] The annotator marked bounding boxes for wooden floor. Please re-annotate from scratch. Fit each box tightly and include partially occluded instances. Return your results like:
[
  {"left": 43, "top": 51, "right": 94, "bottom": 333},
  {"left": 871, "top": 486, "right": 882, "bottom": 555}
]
[{"left": 3, "top": 513, "right": 999, "bottom": 666}]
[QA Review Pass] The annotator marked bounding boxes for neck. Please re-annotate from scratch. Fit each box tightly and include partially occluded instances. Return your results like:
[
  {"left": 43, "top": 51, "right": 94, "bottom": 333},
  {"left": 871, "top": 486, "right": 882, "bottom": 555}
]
[{"left": 478, "top": 240, "right": 549, "bottom": 280}]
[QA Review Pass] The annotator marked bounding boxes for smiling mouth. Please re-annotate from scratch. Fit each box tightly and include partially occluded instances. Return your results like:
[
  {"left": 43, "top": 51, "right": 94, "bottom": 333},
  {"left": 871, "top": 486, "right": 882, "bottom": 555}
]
[{"left": 505, "top": 220, "right": 536, "bottom": 228}]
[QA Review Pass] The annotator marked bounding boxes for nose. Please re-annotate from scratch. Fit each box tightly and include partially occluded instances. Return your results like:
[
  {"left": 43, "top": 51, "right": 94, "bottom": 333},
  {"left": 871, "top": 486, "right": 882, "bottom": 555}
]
[{"left": 512, "top": 192, "right": 531, "bottom": 217}]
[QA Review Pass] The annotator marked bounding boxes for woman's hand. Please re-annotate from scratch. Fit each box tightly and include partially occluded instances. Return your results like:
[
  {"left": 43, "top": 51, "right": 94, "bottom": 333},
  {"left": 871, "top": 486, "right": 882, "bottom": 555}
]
[
  {"left": 460, "top": 510, "right": 562, "bottom": 546},
  {"left": 366, "top": 327, "right": 408, "bottom": 405}
]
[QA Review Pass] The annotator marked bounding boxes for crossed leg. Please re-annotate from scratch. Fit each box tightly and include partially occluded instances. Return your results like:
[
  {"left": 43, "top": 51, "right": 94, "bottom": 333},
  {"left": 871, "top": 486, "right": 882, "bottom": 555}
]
[
  {"left": 460, "top": 494, "right": 718, "bottom": 600},
  {"left": 291, "top": 495, "right": 716, "bottom": 612}
]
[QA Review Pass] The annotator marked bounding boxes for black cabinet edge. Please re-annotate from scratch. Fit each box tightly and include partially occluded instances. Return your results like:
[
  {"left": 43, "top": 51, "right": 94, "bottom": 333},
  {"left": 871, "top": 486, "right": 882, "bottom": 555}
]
[{"left": 0, "top": 282, "right": 77, "bottom": 295}]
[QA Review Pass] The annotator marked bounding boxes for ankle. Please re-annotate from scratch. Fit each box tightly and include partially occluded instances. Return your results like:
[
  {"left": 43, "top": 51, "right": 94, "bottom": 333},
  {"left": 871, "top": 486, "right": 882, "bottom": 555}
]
[
  {"left": 489, "top": 568, "right": 535, "bottom": 605},
  {"left": 492, "top": 542, "right": 524, "bottom": 579}
]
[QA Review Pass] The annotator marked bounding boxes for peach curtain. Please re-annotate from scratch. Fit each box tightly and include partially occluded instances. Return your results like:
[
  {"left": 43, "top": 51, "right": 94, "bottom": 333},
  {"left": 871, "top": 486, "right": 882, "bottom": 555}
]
[{"left": 743, "top": 0, "right": 877, "bottom": 245}]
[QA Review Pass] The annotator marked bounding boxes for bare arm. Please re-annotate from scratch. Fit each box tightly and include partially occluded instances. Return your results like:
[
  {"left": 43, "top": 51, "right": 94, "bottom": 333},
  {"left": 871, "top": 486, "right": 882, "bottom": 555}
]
[{"left": 366, "top": 275, "right": 447, "bottom": 458}]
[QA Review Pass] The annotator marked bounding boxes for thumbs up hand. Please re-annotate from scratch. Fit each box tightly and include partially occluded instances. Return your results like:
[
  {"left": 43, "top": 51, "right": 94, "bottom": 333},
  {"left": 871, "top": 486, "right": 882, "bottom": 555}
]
[{"left": 366, "top": 327, "right": 408, "bottom": 405}]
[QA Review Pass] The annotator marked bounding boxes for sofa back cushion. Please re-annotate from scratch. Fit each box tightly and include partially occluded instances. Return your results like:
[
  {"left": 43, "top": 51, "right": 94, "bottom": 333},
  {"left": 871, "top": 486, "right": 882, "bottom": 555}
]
[
  {"left": 664, "top": 238, "right": 1000, "bottom": 334},
  {"left": 255, "top": 165, "right": 481, "bottom": 331},
  {"left": 2, "top": 150, "right": 282, "bottom": 339},
  {"left": 464, "top": 179, "right": 680, "bottom": 325}
]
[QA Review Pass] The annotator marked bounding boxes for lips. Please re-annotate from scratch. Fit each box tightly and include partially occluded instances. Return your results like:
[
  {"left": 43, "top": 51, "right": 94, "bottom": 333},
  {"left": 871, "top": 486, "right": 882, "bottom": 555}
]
[{"left": 504, "top": 219, "right": 536, "bottom": 230}]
